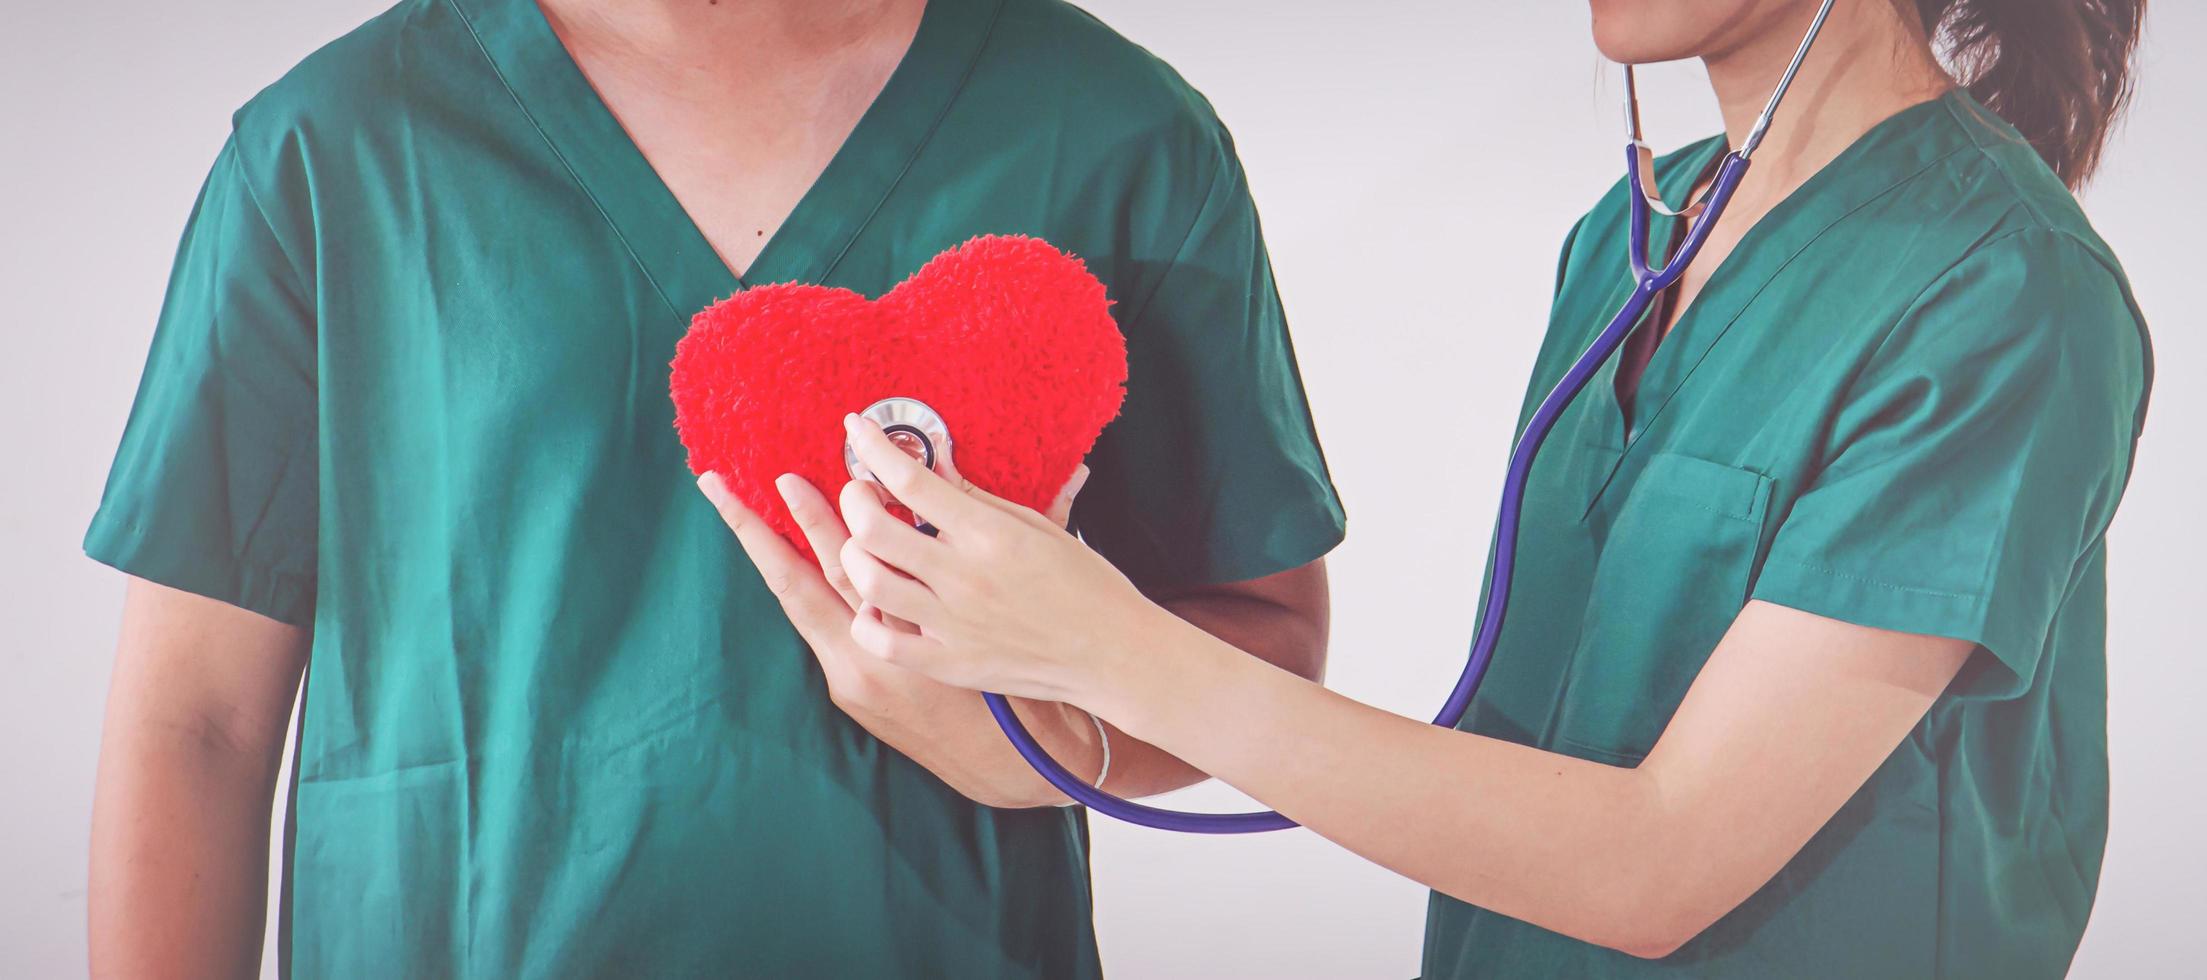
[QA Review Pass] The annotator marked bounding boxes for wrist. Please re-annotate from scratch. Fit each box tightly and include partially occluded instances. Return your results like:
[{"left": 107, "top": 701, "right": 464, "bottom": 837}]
[
  {"left": 1077, "top": 601, "right": 1226, "bottom": 740},
  {"left": 979, "top": 698, "right": 1091, "bottom": 808}
]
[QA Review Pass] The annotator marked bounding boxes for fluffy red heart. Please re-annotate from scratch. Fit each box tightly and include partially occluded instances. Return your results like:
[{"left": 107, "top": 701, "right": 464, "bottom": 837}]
[{"left": 671, "top": 234, "right": 1128, "bottom": 563}]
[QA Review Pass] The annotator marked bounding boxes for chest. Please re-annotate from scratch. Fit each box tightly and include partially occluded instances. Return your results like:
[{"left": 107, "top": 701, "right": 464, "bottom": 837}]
[
  {"left": 1650, "top": 183, "right": 1768, "bottom": 339},
  {"left": 557, "top": 42, "right": 908, "bottom": 278},
  {"left": 1476, "top": 215, "right": 1947, "bottom": 758}
]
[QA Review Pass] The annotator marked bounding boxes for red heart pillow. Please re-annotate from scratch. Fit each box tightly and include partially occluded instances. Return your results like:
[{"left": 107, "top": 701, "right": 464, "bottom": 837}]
[{"left": 671, "top": 234, "right": 1128, "bottom": 563}]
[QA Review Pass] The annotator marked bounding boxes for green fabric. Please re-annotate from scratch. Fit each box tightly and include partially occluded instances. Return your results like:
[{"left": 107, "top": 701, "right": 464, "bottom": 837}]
[
  {"left": 1424, "top": 92, "right": 2150, "bottom": 979},
  {"left": 84, "top": 0, "right": 1343, "bottom": 975}
]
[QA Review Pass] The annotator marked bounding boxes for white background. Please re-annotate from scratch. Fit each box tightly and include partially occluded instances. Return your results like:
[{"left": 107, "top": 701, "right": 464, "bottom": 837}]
[{"left": 2, "top": 2, "right": 2198, "bottom": 977}]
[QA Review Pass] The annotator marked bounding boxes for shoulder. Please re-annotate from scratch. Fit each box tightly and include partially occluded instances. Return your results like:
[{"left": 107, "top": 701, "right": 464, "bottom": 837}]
[
  {"left": 213, "top": 0, "right": 482, "bottom": 248},
  {"left": 978, "top": 0, "right": 1239, "bottom": 185},
  {"left": 1935, "top": 97, "right": 2121, "bottom": 264},
  {"left": 226, "top": 0, "right": 461, "bottom": 176},
  {"left": 1891, "top": 102, "right": 2150, "bottom": 400},
  {"left": 1904, "top": 226, "right": 2148, "bottom": 422},
  {"left": 1846, "top": 95, "right": 2135, "bottom": 310},
  {"left": 990, "top": 0, "right": 1226, "bottom": 131},
  {"left": 1837, "top": 103, "right": 2155, "bottom": 444}
]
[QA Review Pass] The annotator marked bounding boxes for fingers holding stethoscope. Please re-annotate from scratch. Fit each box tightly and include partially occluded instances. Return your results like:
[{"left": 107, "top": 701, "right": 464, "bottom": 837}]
[
  {"left": 837, "top": 534, "right": 945, "bottom": 626},
  {"left": 846, "top": 600, "right": 946, "bottom": 667},
  {"left": 841, "top": 414, "right": 1078, "bottom": 535},
  {"left": 842, "top": 414, "right": 998, "bottom": 532},
  {"left": 838, "top": 475, "right": 950, "bottom": 575}
]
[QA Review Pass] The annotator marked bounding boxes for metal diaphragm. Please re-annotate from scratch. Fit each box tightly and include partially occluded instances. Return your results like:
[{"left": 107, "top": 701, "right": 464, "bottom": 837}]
[{"left": 845, "top": 396, "right": 951, "bottom": 482}]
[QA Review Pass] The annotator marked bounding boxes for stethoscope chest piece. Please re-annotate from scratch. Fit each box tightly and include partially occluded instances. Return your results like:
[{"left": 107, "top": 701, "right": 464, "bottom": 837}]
[
  {"left": 974, "top": 0, "right": 1840, "bottom": 835},
  {"left": 846, "top": 397, "right": 952, "bottom": 533}
]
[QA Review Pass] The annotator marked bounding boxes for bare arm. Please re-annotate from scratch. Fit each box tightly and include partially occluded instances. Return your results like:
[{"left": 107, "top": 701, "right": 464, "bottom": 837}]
[
  {"left": 90, "top": 578, "right": 308, "bottom": 980},
  {"left": 1099, "top": 563, "right": 1331, "bottom": 798},
  {"left": 1094, "top": 599, "right": 1966, "bottom": 956},
  {"left": 834, "top": 419, "right": 1973, "bottom": 955},
  {"left": 699, "top": 471, "right": 1330, "bottom": 808}
]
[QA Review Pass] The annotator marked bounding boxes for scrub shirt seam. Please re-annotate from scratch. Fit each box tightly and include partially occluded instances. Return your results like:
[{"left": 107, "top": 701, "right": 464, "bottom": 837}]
[
  {"left": 1943, "top": 97, "right": 2066, "bottom": 232},
  {"left": 83, "top": 513, "right": 316, "bottom": 624},
  {"left": 1171, "top": 507, "right": 1346, "bottom": 589},
  {"left": 1780, "top": 230, "right": 2128, "bottom": 694},
  {"left": 1966, "top": 261, "right": 2135, "bottom": 677},
  {"left": 1979, "top": 226, "right": 2154, "bottom": 446},
  {"left": 1764, "top": 557, "right": 1979, "bottom": 602},
  {"left": 1110, "top": 142, "right": 1230, "bottom": 336},
  {"left": 1957, "top": 364, "right": 2047, "bottom": 666},
  {"left": 2035, "top": 547, "right": 2108, "bottom": 897},
  {"left": 219, "top": 130, "right": 320, "bottom": 449},
  {"left": 814, "top": 0, "right": 1008, "bottom": 284},
  {"left": 1945, "top": 101, "right": 2140, "bottom": 325},
  {"left": 88, "top": 513, "right": 307, "bottom": 581},
  {"left": 1811, "top": 229, "right": 2089, "bottom": 650},
  {"left": 226, "top": 131, "right": 317, "bottom": 309},
  {"left": 1090, "top": 138, "right": 1346, "bottom": 588},
  {"left": 1821, "top": 225, "right": 2040, "bottom": 445},
  {"left": 447, "top": 0, "right": 686, "bottom": 322},
  {"left": 1662, "top": 502, "right": 1755, "bottom": 523},
  {"left": 1584, "top": 144, "right": 1972, "bottom": 511}
]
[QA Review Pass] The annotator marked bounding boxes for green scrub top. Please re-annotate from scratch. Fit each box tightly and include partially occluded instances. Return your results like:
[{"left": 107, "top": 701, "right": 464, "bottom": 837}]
[
  {"left": 84, "top": 0, "right": 1344, "bottom": 975},
  {"left": 1425, "top": 92, "right": 2151, "bottom": 978}
]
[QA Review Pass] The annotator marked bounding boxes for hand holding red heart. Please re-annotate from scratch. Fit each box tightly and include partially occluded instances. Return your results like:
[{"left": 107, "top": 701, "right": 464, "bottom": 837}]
[
  {"left": 833, "top": 414, "right": 1175, "bottom": 714},
  {"left": 678, "top": 234, "right": 1133, "bottom": 801},
  {"left": 669, "top": 234, "right": 1125, "bottom": 566},
  {"left": 698, "top": 454, "right": 1106, "bottom": 807},
  {"left": 698, "top": 466, "right": 938, "bottom": 713}
]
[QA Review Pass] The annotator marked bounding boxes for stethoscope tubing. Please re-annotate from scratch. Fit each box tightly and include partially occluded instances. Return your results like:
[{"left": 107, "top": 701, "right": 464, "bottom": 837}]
[
  {"left": 984, "top": 0, "right": 1828, "bottom": 833},
  {"left": 981, "top": 150, "right": 1754, "bottom": 834}
]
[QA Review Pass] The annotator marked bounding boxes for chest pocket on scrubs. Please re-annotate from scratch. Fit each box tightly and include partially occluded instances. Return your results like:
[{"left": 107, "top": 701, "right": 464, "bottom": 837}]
[{"left": 1549, "top": 451, "right": 1774, "bottom": 765}]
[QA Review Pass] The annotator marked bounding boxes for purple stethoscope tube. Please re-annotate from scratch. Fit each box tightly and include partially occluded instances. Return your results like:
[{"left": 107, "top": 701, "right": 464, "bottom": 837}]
[
  {"left": 983, "top": 1, "right": 1836, "bottom": 834},
  {"left": 983, "top": 149, "right": 1753, "bottom": 834}
]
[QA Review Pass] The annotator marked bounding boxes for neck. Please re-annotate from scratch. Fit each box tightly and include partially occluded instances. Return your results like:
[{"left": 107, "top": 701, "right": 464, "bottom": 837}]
[
  {"left": 540, "top": 0, "right": 916, "bottom": 69},
  {"left": 1701, "top": 1, "right": 1951, "bottom": 189}
]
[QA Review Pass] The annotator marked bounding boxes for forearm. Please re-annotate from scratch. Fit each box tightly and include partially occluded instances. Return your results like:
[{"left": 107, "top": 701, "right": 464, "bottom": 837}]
[
  {"left": 859, "top": 681, "right": 1215, "bottom": 809},
  {"left": 90, "top": 720, "right": 287, "bottom": 979},
  {"left": 1095, "top": 613, "right": 1684, "bottom": 956},
  {"left": 1068, "top": 585, "right": 1333, "bottom": 798},
  {"left": 92, "top": 581, "right": 308, "bottom": 979},
  {"left": 843, "top": 685, "right": 1099, "bottom": 807},
  {"left": 895, "top": 584, "right": 1329, "bottom": 808},
  {"left": 830, "top": 440, "right": 1965, "bottom": 955}
]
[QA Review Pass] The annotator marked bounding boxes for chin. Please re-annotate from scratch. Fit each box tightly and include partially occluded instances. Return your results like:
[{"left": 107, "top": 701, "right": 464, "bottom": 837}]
[{"left": 1587, "top": 0, "right": 1796, "bottom": 64}]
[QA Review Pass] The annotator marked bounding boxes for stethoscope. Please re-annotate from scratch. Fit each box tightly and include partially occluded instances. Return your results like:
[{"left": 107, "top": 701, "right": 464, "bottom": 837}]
[{"left": 847, "top": 0, "right": 1837, "bottom": 834}]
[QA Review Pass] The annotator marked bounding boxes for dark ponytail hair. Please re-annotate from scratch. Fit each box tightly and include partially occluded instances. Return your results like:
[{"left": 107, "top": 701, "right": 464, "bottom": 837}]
[{"left": 1912, "top": 0, "right": 2146, "bottom": 187}]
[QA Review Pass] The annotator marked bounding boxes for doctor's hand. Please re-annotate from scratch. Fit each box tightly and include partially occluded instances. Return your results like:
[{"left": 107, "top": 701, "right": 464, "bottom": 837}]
[
  {"left": 699, "top": 465, "right": 1104, "bottom": 808},
  {"left": 835, "top": 414, "right": 1171, "bottom": 711}
]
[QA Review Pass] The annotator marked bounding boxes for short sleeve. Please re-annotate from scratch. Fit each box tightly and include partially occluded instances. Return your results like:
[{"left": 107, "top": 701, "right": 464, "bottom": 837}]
[
  {"left": 1751, "top": 229, "right": 2148, "bottom": 698},
  {"left": 1074, "top": 144, "right": 1345, "bottom": 587},
  {"left": 84, "top": 134, "right": 319, "bottom": 624}
]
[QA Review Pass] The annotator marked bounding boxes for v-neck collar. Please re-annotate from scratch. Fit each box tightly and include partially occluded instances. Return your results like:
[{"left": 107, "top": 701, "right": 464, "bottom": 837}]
[
  {"left": 453, "top": 0, "right": 1003, "bottom": 322},
  {"left": 1599, "top": 137, "right": 1728, "bottom": 437},
  {"left": 1579, "top": 90, "right": 1973, "bottom": 510}
]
